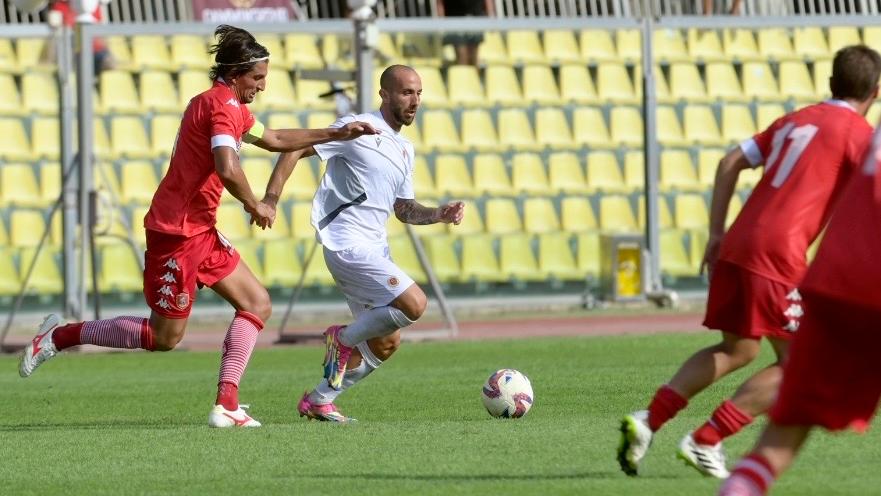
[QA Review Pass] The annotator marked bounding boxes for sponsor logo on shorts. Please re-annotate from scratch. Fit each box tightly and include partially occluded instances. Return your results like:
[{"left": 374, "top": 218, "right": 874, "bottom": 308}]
[
  {"left": 163, "top": 258, "right": 180, "bottom": 271},
  {"left": 388, "top": 276, "right": 399, "bottom": 287},
  {"left": 783, "top": 289, "right": 803, "bottom": 332},
  {"left": 176, "top": 292, "right": 190, "bottom": 310},
  {"left": 156, "top": 299, "right": 172, "bottom": 310},
  {"left": 161, "top": 272, "right": 177, "bottom": 284},
  {"left": 158, "top": 285, "right": 174, "bottom": 297}
]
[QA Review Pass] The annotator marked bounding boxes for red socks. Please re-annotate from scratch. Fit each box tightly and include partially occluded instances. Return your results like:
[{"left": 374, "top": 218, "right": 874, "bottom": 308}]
[
  {"left": 694, "top": 400, "right": 754, "bottom": 446},
  {"left": 51, "top": 322, "right": 84, "bottom": 350},
  {"left": 719, "top": 454, "right": 776, "bottom": 496},
  {"left": 216, "top": 382, "right": 239, "bottom": 411},
  {"left": 647, "top": 385, "right": 688, "bottom": 432}
]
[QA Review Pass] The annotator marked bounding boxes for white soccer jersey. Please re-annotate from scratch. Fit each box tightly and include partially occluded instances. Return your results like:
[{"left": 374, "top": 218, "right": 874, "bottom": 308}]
[{"left": 312, "top": 111, "right": 416, "bottom": 251}]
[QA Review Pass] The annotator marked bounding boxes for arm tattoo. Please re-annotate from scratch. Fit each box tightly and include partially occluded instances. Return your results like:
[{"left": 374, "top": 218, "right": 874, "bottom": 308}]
[{"left": 394, "top": 198, "right": 438, "bottom": 225}]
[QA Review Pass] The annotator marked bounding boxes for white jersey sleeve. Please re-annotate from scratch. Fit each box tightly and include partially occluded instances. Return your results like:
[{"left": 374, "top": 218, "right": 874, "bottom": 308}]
[{"left": 313, "top": 115, "right": 357, "bottom": 161}]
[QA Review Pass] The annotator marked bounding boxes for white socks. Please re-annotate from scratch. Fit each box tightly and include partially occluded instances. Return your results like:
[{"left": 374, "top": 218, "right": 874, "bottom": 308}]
[
  {"left": 309, "top": 341, "right": 383, "bottom": 405},
  {"left": 338, "top": 305, "right": 414, "bottom": 347}
]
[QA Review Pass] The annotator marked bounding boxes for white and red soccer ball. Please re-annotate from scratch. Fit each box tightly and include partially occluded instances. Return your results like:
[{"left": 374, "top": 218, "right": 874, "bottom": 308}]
[{"left": 481, "top": 369, "right": 534, "bottom": 419}]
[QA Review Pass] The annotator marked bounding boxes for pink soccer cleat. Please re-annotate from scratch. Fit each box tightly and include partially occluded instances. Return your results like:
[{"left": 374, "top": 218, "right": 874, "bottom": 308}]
[
  {"left": 322, "top": 325, "right": 353, "bottom": 391},
  {"left": 297, "top": 392, "right": 356, "bottom": 423}
]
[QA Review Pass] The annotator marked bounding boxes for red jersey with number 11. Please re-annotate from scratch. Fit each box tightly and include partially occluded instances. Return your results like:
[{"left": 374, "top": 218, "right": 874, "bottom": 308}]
[{"left": 719, "top": 101, "right": 872, "bottom": 285}]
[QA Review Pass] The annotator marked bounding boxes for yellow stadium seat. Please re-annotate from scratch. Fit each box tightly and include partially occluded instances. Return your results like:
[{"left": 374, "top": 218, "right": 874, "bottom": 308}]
[
  {"left": 10, "top": 209, "right": 46, "bottom": 248},
  {"left": 120, "top": 160, "right": 159, "bottom": 205},
  {"left": 660, "top": 150, "right": 701, "bottom": 192},
  {"left": 412, "top": 155, "right": 436, "bottom": 198},
  {"left": 523, "top": 65, "right": 561, "bottom": 105},
  {"left": 586, "top": 151, "right": 627, "bottom": 193},
  {"left": 579, "top": 29, "right": 617, "bottom": 63},
  {"left": 779, "top": 61, "right": 815, "bottom": 102},
  {"left": 813, "top": 59, "right": 832, "bottom": 99},
  {"left": 447, "top": 65, "right": 486, "bottom": 107},
  {"left": 284, "top": 34, "right": 324, "bottom": 69},
  {"left": 793, "top": 27, "right": 829, "bottom": 60},
  {"left": 295, "top": 78, "right": 334, "bottom": 110},
  {"left": 549, "top": 152, "right": 588, "bottom": 194},
  {"left": 738, "top": 166, "right": 763, "bottom": 191},
  {"left": 690, "top": 229, "right": 709, "bottom": 269},
  {"left": 544, "top": 30, "right": 581, "bottom": 64},
  {"left": 100, "top": 70, "right": 140, "bottom": 114},
  {"left": 0, "top": 118, "right": 33, "bottom": 161},
  {"left": 421, "top": 235, "right": 459, "bottom": 283},
  {"left": 485, "top": 65, "right": 523, "bottom": 107},
  {"left": 99, "top": 242, "right": 142, "bottom": 292},
  {"left": 573, "top": 106, "right": 613, "bottom": 149},
  {"left": 305, "top": 111, "right": 336, "bottom": 130},
  {"left": 177, "top": 70, "right": 210, "bottom": 109},
  {"left": 756, "top": 103, "right": 786, "bottom": 130},
  {"left": 0, "top": 247, "right": 19, "bottom": 296},
  {"left": 742, "top": 62, "right": 781, "bottom": 101},
  {"left": 757, "top": 28, "right": 795, "bottom": 61},
  {"left": 413, "top": 65, "right": 449, "bottom": 108},
  {"left": 498, "top": 108, "right": 540, "bottom": 151},
  {"left": 609, "top": 106, "right": 643, "bottom": 149},
  {"left": 249, "top": 69, "right": 296, "bottom": 111},
  {"left": 828, "top": 27, "right": 860, "bottom": 54},
  {"left": 22, "top": 72, "right": 60, "bottom": 115},
  {"left": 1, "top": 163, "right": 42, "bottom": 207},
  {"left": 232, "top": 240, "right": 264, "bottom": 283},
  {"left": 635, "top": 193, "right": 673, "bottom": 230},
  {"left": 451, "top": 200, "right": 484, "bottom": 236},
  {"left": 597, "top": 63, "right": 637, "bottom": 104},
  {"left": 19, "top": 246, "right": 62, "bottom": 294},
  {"left": 624, "top": 151, "right": 645, "bottom": 191},
  {"left": 302, "top": 242, "right": 334, "bottom": 287},
  {"left": 387, "top": 235, "right": 428, "bottom": 283},
  {"left": 0, "top": 73, "right": 23, "bottom": 116},
  {"left": 485, "top": 198, "right": 522, "bottom": 234},
  {"left": 683, "top": 104, "right": 724, "bottom": 146},
  {"left": 561, "top": 196, "right": 598, "bottom": 232},
  {"left": 660, "top": 229, "right": 696, "bottom": 277},
  {"left": 283, "top": 159, "right": 319, "bottom": 201},
  {"left": 460, "top": 109, "right": 499, "bottom": 151},
  {"left": 140, "top": 70, "right": 179, "bottom": 113},
  {"left": 507, "top": 31, "right": 545, "bottom": 64},
  {"left": 560, "top": 64, "right": 598, "bottom": 104},
  {"left": 132, "top": 35, "right": 171, "bottom": 70},
  {"left": 17, "top": 38, "right": 51, "bottom": 72},
  {"left": 320, "top": 34, "right": 347, "bottom": 68},
  {"left": 576, "top": 231, "right": 601, "bottom": 278},
  {"left": 93, "top": 162, "right": 122, "bottom": 202},
  {"left": 523, "top": 197, "right": 560, "bottom": 234},
  {"left": 674, "top": 193, "right": 709, "bottom": 230},
  {"left": 511, "top": 153, "right": 551, "bottom": 195},
  {"left": 400, "top": 33, "right": 443, "bottom": 67},
  {"left": 460, "top": 235, "right": 504, "bottom": 283},
  {"left": 289, "top": 202, "right": 315, "bottom": 240},
  {"left": 633, "top": 64, "right": 671, "bottom": 103},
  {"left": 687, "top": 28, "right": 725, "bottom": 62},
  {"left": 616, "top": 29, "right": 642, "bottom": 62},
  {"left": 726, "top": 193, "right": 744, "bottom": 227},
  {"left": 869, "top": 103, "right": 881, "bottom": 128},
  {"left": 0, "top": 39, "right": 16, "bottom": 73},
  {"left": 434, "top": 154, "right": 475, "bottom": 198},
  {"left": 723, "top": 29, "right": 759, "bottom": 62},
  {"left": 150, "top": 114, "right": 180, "bottom": 158},
  {"left": 697, "top": 148, "right": 725, "bottom": 188},
  {"left": 215, "top": 204, "right": 251, "bottom": 242},
  {"left": 535, "top": 107, "right": 576, "bottom": 150},
  {"left": 538, "top": 232, "right": 580, "bottom": 281},
  {"left": 31, "top": 117, "right": 60, "bottom": 160},
  {"left": 706, "top": 62, "right": 746, "bottom": 101},
  {"left": 110, "top": 116, "right": 151, "bottom": 159},
  {"left": 721, "top": 104, "right": 756, "bottom": 144},
  {"left": 170, "top": 35, "right": 209, "bottom": 70},
  {"left": 254, "top": 34, "right": 284, "bottom": 63},
  {"left": 422, "top": 109, "right": 464, "bottom": 152},
  {"left": 472, "top": 153, "right": 512, "bottom": 197},
  {"left": 657, "top": 106, "right": 688, "bottom": 147},
  {"left": 262, "top": 238, "right": 303, "bottom": 288},
  {"left": 38, "top": 162, "right": 61, "bottom": 205},
  {"left": 500, "top": 233, "right": 543, "bottom": 282},
  {"left": 105, "top": 36, "right": 133, "bottom": 70},
  {"left": 653, "top": 28, "right": 689, "bottom": 62},
  {"left": 669, "top": 62, "right": 709, "bottom": 102},
  {"left": 400, "top": 121, "right": 422, "bottom": 149},
  {"left": 599, "top": 194, "right": 638, "bottom": 232},
  {"left": 376, "top": 32, "right": 402, "bottom": 62}
]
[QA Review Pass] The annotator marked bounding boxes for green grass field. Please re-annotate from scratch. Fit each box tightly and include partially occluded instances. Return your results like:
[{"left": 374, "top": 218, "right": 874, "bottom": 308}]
[{"left": 1, "top": 333, "right": 879, "bottom": 495}]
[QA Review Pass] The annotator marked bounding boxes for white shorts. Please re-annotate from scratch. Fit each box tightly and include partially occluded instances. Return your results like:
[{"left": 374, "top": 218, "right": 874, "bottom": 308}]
[{"left": 323, "top": 244, "right": 415, "bottom": 317}]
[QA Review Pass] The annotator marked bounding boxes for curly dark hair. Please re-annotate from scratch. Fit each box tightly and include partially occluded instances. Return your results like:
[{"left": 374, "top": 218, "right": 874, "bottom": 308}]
[{"left": 208, "top": 24, "right": 270, "bottom": 81}]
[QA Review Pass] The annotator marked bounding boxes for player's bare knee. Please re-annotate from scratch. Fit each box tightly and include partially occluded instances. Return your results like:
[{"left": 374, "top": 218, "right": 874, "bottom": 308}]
[
  {"left": 396, "top": 285, "right": 427, "bottom": 321},
  {"left": 368, "top": 334, "right": 400, "bottom": 360},
  {"left": 246, "top": 290, "right": 272, "bottom": 323},
  {"left": 152, "top": 332, "right": 183, "bottom": 351}
]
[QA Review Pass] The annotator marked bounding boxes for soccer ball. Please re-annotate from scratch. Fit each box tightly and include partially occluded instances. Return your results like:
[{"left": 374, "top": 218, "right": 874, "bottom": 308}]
[{"left": 481, "top": 369, "right": 534, "bottom": 419}]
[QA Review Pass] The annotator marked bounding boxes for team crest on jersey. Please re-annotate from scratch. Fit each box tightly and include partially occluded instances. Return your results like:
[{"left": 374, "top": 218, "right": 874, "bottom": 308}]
[
  {"left": 388, "top": 276, "right": 399, "bottom": 287},
  {"left": 176, "top": 292, "right": 190, "bottom": 309},
  {"left": 375, "top": 136, "right": 382, "bottom": 147}
]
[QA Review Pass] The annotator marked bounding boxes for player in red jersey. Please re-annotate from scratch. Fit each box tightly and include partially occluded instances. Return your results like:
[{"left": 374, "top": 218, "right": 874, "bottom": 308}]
[
  {"left": 18, "top": 25, "right": 378, "bottom": 428},
  {"left": 720, "top": 119, "right": 881, "bottom": 496},
  {"left": 617, "top": 45, "right": 881, "bottom": 477}
]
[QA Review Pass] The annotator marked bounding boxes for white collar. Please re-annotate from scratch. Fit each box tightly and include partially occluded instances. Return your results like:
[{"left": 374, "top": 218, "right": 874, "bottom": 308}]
[{"left": 824, "top": 99, "right": 858, "bottom": 112}]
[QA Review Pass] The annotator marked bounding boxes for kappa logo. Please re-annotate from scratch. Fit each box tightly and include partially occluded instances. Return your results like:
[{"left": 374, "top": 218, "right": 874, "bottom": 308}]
[
  {"left": 157, "top": 285, "right": 174, "bottom": 297},
  {"left": 388, "top": 276, "right": 399, "bottom": 287},
  {"left": 156, "top": 299, "right": 172, "bottom": 310},
  {"left": 175, "top": 292, "right": 190, "bottom": 310},
  {"left": 164, "top": 258, "right": 180, "bottom": 271},
  {"left": 161, "top": 272, "right": 177, "bottom": 283},
  {"left": 226, "top": 98, "right": 240, "bottom": 108}
]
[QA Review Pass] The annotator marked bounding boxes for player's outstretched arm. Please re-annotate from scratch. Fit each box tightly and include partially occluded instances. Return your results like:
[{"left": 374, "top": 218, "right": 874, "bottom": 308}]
[
  {"left": 214, "top": 147, "right": 275, "bottom": 228},
  {"left": 262, "top": 147, "right": 317, "bottom": 208},
  {"left": 394, "top": 199, "right": 464, "bottom": 225},
  {"left": 253, "top": 122, "right": 379, "bottom": 152},
  {"left": 702, "top": 147, "right": 752, "bottom": 274}
]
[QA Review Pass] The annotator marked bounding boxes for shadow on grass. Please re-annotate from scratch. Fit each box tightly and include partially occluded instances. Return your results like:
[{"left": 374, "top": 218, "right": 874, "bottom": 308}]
[{"left": 289, "top": 471, "right": 681, "bottom": 481}]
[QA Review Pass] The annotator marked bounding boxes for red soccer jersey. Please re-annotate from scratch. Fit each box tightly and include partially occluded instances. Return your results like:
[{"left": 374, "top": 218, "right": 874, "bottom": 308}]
[
  {"left": 719, "top": 101, "right": 872, "bottom": 285},
  {"left": 144, "top": 80, "right": 255, "bottom": 237},
  {"left": 801, "top": 128, "right": 881, "bottom": 311}
]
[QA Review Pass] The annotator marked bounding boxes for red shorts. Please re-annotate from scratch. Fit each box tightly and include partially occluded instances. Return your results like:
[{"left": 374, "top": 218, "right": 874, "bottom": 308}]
[
  {"left": 143, "top": 228, "right": 240, "bottom": 319},
  {"left": 770, "top": 290, "right": 881, "bottom": 432},
  {"left": 702, "top": 260, "right": 801, "bottom": 340}
]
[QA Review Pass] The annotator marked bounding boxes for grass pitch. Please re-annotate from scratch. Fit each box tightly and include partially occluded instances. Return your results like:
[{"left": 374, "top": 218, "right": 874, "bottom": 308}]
[{"left": 1, "top": 333, "right": 878, "bottom": 495}]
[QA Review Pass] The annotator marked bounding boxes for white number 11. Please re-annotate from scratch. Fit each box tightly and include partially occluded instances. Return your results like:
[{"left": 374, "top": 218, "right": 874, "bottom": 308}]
[{"left": 764, "top": 123, "right": 819, "bottom": 188}]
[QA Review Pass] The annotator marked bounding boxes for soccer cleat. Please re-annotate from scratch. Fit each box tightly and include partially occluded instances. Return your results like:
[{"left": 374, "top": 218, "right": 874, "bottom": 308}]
[
  {"left": 322, "top": 325, "right": 353, "bottom": 391},
  {"left": 208, "top": 404, "right": 262, "bottom": 428},
  {"left": 297, "top": 392, "right": 356, "bottom": 423},
  {"left": 617, "top": 410, "right": 654, "bottom": 476},
  {"left": 677, "top": 433, "right": 731, "bottom": 479},
  {"left": 19, "top": 314, "right": 62, "bottom": 378}
]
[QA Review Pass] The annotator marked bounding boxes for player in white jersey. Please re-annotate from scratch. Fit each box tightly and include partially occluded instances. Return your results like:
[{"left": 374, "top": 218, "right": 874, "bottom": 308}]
[{"left": 261, "top": 65, "right": 464, "bottom": 422}]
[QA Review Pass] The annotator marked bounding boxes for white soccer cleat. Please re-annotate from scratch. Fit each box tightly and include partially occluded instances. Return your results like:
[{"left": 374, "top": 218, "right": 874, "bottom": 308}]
[
  {"left": 208, "top": 404, "right": 262, "bottom": 428},
  {"left": 19, "top": 314, "right": 62, "bottom": 378},
  {"left": 617, "top": 410, "right": 654, "bottom": 476},
  {"left": 677, "top": 433, "right": 731, "bottom": 479}
]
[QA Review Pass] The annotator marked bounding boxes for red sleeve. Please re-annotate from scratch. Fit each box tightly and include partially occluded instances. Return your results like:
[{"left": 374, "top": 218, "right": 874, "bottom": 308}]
[
  {"left": 209, "top": 99, "right": 240, "bottom": 140},
  {"left": 242, "top": 105, "right": 255, "bottom": 135},
  {"left": 751, "top": 116, "right": 786, "bottom": 163},
  {"left": 848, "top": 120, "right": 874, "bottom": 172}
]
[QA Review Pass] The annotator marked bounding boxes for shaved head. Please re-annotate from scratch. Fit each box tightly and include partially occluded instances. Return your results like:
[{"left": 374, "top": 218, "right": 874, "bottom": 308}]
[{"left": 380, "top": 64, "right": 417, "bottom": 92}]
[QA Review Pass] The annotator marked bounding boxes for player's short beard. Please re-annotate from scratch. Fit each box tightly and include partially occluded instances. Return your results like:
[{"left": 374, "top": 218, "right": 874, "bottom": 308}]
[{"left": 393, "top": 104, "right": 415, "bottom": 127}]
